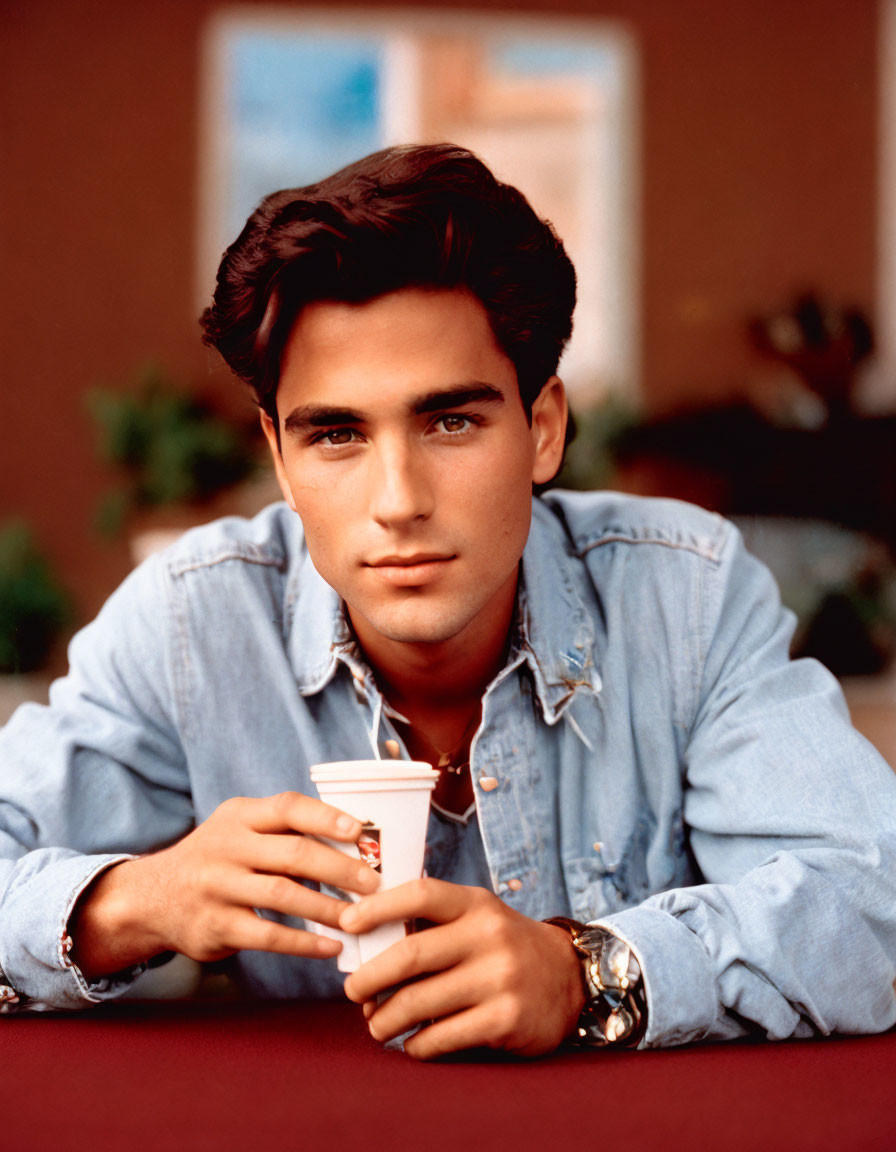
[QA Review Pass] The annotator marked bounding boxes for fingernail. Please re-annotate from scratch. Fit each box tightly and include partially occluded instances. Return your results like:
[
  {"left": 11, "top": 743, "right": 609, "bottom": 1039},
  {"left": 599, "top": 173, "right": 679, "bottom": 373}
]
[
  {"left": 336, "top": 814, "right": 357, "bottom": 835},
  {"left": 340, "top": 907, "right": 359, "bottom": 930},
  {"left": 358, "top": 867, "right": 380, "bottom": 891}
]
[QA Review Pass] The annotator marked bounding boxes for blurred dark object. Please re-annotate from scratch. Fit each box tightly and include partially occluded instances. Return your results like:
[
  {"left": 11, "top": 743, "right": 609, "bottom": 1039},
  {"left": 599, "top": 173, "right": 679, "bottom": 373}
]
[
  {"left": 88, "top": 365, "right": 261, "bottom": 537},
  {"left": 614, "top": 406, "right": 896, "bottom": 548},
  {"left": 798, "top": 590, "right": 891, "bottom": 676},
  {"left": 0, "top": 520, "right": 71, "bottom": 674},
  {"left": 794, "top": 544, "right": 895, "bottom": 676},
  {"left": 735, "top": 518, "right": 896, "bottom": 677},
  {"left": 749, "top": 292, "right": 873, "bottom": 421}
]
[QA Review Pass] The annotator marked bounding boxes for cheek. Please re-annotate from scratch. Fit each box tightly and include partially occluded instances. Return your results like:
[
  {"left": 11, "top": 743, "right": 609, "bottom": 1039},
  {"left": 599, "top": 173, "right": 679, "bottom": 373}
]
[
  {"left": 293, "top": 517, "right": 350, "bottom": 594},
  {"left": 471, "top": 463, "right": 533, "bottom": 551},
  {"left": 288, "top": 485, "right": 347, "bottom": 563},
  {"left": 287, "top": 465, "right": 340, "bottom": 515},
  {"left": 486, "top": 446, "right": 536, "bottom": 512}
]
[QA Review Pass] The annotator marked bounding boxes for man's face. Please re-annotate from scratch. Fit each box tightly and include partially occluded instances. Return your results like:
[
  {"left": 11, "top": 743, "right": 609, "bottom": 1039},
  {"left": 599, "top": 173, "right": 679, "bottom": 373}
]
[{"left": 262, "top": 287, "right": 566, "bottom": 658}]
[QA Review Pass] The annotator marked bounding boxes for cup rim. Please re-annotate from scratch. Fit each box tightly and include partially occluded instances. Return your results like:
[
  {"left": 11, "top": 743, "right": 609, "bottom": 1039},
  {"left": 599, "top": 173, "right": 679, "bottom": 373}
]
[{"left": 310, "top": 759, "right": 439, "bottom": 783}]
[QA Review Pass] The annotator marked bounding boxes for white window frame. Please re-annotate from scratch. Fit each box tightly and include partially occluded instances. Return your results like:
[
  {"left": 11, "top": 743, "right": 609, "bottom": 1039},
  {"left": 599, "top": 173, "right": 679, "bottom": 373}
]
[{"left": 197, "top": 6, "right": 641, "bottom": 403}]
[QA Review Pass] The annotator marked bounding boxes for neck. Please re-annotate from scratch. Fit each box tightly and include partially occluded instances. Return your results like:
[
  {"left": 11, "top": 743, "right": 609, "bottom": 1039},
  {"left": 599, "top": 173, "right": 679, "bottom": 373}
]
[
  {"left": 349, "top": 582, "right": 517, "bottom": 723},
  {"left": 361, "top": 627, "right": 509, "bottom": 726}
]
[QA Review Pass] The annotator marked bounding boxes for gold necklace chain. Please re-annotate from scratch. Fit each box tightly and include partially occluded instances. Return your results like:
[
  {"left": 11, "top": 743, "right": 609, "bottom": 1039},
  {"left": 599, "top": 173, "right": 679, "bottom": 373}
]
[
  {"left": 397, "top": 708, "right": 480, "bottom": 776},
  {"left": 436, "top": 708, "right": 481, "bottom": 774}
]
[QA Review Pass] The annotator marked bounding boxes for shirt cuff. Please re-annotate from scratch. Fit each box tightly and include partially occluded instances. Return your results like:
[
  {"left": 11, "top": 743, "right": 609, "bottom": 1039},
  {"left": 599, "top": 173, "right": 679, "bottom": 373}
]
[
  {"left": 595, "top": 905, "right": 719, "bottom": 1047},
  {"left": 0, "top": 852, "right": 146, "bottom": 1011}
]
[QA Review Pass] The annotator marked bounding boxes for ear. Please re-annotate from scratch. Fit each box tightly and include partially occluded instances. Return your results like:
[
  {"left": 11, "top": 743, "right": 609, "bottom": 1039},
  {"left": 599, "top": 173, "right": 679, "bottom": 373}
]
[
  {"left": 260, "top": 411, "right": 298, "bottom": 512},
  {"left": 530, "top": 377, "right": 568, "bottom": 485}
]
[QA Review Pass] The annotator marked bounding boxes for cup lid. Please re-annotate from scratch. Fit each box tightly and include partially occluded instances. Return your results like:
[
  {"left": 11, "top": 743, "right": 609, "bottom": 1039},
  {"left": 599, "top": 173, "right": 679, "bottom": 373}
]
[{"left": 310, "top": 759, "right": 439, "bottom": 783}]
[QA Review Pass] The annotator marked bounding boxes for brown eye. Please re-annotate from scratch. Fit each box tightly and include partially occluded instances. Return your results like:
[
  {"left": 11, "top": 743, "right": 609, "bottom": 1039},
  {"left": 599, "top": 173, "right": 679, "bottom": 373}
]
[
  {"left": 438, "top": 415, "right": 470, "bottom": 433},
  {"left": 319, "top": 428, "right": 357, "bottom": 445}
]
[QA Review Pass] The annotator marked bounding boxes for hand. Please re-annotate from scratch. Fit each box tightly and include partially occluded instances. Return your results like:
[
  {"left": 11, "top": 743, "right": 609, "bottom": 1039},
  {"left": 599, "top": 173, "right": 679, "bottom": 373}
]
[
  {"left": 70, "top": 792, "right": 381, "bottom": 978},
  {"left": 339, "top": 878, "right": 585, "bottom": 1059}
]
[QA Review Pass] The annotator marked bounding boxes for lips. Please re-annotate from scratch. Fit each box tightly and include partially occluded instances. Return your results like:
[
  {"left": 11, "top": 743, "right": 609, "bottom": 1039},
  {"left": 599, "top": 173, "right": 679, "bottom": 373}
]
[
  {"left": 365, "top": 553, "right": 455, "bottom": 587},
  {"left": 368, "top": 553, "right": 452, "bottom": 568}
]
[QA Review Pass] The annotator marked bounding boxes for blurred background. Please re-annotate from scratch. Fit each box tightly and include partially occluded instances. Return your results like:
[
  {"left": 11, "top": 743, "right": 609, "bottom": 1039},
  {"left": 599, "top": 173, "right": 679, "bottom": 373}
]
[{"left": 3, "top": 0, "right": 896, "bottom": 757}]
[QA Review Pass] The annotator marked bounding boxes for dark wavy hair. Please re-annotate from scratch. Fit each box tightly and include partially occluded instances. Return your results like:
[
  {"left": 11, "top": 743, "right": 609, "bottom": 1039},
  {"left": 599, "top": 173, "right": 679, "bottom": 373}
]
[{"left": 200, "top": 143, "right": 577, "bottom": 424}]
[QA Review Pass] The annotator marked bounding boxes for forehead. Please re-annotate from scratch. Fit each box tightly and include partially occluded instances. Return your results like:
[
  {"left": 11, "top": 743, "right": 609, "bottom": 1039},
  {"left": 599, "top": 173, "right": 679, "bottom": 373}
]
[{"left": 278, "top": 288, "right": 518, "bottom": 407}]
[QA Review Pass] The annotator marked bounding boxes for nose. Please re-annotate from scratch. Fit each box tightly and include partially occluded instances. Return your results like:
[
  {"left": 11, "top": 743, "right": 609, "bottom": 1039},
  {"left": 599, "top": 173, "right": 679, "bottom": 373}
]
[{"left": 368, "top": 438, "right": 433, "bottom": 528}]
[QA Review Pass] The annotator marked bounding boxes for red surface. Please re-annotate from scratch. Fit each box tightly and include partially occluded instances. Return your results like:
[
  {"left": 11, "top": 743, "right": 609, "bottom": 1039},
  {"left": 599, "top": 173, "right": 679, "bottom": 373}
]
[{"left": 5, "top": 998, "right": 894, "bottom": 1152}]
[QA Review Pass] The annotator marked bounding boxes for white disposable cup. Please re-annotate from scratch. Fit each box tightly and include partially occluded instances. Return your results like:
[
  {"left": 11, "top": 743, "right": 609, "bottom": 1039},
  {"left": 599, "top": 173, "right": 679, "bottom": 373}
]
[{"left": 309, "top": 760, "right": 438, "bottom": 972}]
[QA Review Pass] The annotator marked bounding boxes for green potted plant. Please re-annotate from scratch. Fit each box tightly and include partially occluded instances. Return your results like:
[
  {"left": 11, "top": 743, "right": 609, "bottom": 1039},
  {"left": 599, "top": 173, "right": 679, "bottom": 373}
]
[
  {"left": 553, "top": 392, "right": 639, "bottom": 492},
  {"left": 88, "top": 365, "right": 266, "bottom": 561},
  {"left": 0, "top": 520, "right": 70, "bottom": 675},
  {"left": 0, "top": 520, "right": 71, "bottom": 722}
]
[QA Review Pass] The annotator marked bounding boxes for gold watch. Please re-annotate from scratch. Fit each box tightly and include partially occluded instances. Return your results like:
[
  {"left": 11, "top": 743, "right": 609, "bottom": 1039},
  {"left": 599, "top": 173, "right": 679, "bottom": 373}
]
[{"left": 546, "top": 917, "right": 647, "bottom": 1047}]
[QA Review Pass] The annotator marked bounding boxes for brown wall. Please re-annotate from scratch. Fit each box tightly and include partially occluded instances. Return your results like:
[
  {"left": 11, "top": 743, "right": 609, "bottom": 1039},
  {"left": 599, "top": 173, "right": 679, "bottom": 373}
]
[{"left": 0, "top": 0, "right": 880, "bottom": 624}]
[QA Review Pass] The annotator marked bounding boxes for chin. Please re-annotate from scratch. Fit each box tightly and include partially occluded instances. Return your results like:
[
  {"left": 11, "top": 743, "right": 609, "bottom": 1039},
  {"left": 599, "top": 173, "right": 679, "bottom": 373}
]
[
  {"left": 371, "top": 620, "right": 469, "bottom": 647},
  {"left": 363, "top": 603, "right": 479, "bottom": 647}
]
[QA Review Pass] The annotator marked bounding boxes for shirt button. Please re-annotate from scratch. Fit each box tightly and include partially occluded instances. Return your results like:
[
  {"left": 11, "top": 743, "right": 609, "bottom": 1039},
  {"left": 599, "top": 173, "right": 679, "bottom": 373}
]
[
  {"left": 478, "top": 776, "right": 499, "bottom": 792},
  {"left": 506, "top": 878, "right": 523, "bottom": 892}
]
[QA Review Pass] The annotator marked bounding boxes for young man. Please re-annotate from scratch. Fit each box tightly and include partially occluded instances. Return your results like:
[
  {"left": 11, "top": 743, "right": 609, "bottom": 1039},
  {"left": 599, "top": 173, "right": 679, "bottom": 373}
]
[{"left": 1, "top": 144, "right": 895, "bottom": 1057}]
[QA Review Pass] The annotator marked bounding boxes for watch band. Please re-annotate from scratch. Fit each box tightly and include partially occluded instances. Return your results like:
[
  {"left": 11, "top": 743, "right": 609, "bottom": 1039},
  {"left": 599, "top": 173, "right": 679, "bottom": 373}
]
[{"left": 546, "top": 917, "right": 647, "bottom": 1047}]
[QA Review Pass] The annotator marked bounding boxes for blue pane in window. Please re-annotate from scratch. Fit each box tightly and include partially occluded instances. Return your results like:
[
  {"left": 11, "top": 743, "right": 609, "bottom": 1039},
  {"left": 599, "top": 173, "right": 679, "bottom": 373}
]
[
  {"left": 227, "top": 34, "right": 381, "bottom": 238},
  {"left": 493, "top": 40, "right": 616, "bottom": 79}
]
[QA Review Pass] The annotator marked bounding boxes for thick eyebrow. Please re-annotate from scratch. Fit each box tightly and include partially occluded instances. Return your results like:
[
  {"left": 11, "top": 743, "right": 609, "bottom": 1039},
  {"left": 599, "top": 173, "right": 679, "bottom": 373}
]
[
  {"left": 281, "top": 382, "right": 505, "bottom": 435},
  {"left": 412, "top": 383, "right": 506, "bottom": 415},
  {"left": 283, "top": 405, "right": 364, "bottom": 434}
]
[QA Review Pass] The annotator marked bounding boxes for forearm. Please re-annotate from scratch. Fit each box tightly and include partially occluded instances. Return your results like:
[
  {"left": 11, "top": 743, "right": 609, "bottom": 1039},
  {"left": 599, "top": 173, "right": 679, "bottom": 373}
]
[{"left": 596, "top": 837, "right": 896, "bottom": 1048}]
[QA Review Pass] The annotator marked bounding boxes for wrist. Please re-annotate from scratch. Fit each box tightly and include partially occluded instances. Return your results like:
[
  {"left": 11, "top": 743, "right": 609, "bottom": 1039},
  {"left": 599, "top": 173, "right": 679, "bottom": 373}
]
[
  {"left": 545, "top": 920, "right": 588, "bottom": 1032},
  {"left": 69, "top": 857, "right": 171, "bottom": 980}
]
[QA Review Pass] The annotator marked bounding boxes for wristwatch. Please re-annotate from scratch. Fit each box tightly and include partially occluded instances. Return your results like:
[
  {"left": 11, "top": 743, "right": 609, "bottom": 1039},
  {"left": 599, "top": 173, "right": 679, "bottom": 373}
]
[{"left": 545, "top": 917, "right": 648, "bottom": 1047}]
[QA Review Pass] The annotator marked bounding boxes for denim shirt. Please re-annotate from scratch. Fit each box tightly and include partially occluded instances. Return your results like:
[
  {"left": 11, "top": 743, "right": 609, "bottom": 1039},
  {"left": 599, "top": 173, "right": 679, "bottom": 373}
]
[{"left": 2, "top": 492, "right": 895, "bottom": 1047}]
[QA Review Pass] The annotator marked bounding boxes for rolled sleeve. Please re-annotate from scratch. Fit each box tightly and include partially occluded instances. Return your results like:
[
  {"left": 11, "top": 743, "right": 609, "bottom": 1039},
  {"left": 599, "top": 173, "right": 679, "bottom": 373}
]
[
  {"left": 0, "top": 851, "right": 145, "bottom": 1011},
  {"left": 596, "top": 905, "right": 720, "bottom": 1047}
]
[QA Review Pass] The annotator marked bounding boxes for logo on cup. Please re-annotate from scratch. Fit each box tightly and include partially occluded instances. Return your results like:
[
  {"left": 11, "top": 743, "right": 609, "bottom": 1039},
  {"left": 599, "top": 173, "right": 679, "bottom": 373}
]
[{"left": 358, "top": 822, "right": 381, "bottom": 872}]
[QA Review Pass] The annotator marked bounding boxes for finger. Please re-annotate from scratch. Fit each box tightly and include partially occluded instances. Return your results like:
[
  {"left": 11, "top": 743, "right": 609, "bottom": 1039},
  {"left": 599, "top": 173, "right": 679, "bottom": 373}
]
[
  {"left": 245, "top": 792, "right": 363, "bottom": 841},
  {"left": 204, "top": 907, "right": 345, "bottom": 961},
  {"left": 343, "top": 921, "right": 470, "bottom": 1004},
  {"left": 232, "top": 870, "right": 354, "bottom": 929},
  {"left": 365, "top": 967, "right": 475, "bottom": 1044},
  {"left": 403, "top": 1007, "right": 499, "bottom": 1061},
  {"left": 247, "top": 832, "right": 380, "bottom": 896},
  {"left": 339, "top": 877, "right": 478, "bottom": 934}
]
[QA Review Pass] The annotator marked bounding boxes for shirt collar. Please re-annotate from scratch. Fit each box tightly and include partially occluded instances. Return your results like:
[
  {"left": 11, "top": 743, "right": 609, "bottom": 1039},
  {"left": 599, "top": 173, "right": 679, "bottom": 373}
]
[
  {"left": 286, "top": 551, "right": 349, "bottom": 695},
  {"left": 514, "top": 497, "right": 602, "bottom": 724},
  {"left": 286, "top": 497, "right": 602, "bottom": 718}
]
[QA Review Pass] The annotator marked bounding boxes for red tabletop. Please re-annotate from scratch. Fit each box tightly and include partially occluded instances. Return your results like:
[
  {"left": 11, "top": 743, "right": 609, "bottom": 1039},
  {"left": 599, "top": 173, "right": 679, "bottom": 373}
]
[{"left": 5, "top": 998, "right": 894, "bottom": 1152}]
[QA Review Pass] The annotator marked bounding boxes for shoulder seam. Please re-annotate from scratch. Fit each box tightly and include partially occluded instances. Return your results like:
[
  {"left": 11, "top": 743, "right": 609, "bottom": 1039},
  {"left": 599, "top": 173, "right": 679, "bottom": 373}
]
[
  {"left": 576, "top": 527, "right": 727, "bottom": 566},
  {"left": 167, "top": 547, "right": 286, "bottom": 579}
]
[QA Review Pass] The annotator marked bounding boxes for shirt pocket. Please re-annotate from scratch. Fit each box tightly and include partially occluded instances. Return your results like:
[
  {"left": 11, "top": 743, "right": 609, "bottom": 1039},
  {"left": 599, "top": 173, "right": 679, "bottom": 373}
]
[
  {"left": 564, "top": 850, "right": 643, "bottom": 921},
  {"left": 564, "top": 808, "right": 688, "bottom": 921}
]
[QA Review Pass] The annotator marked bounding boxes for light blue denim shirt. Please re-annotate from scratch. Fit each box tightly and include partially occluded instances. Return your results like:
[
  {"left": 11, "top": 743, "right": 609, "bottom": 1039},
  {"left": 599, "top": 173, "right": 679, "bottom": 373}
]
[{"left": 2, "top": 492, "right": 895, "bottom": 1046}]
